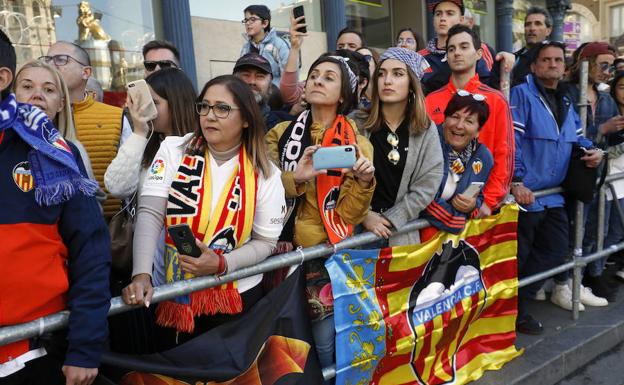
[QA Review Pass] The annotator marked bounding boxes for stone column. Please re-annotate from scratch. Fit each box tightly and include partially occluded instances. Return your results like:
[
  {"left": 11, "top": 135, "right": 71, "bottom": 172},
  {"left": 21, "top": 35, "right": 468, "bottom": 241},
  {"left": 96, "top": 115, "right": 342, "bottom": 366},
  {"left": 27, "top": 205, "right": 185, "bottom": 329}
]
[
  {"left": 324, "top": 0, "right": 346, "bottom": 50},
  {"left": 495, "top": 0, "right": 514, "bottom": 52},
  {"left": 160, "top": 0, "right": 198, "bottom": 88},
  {"left": 547, "top": 0, "right": 572, "bottom": 42}
]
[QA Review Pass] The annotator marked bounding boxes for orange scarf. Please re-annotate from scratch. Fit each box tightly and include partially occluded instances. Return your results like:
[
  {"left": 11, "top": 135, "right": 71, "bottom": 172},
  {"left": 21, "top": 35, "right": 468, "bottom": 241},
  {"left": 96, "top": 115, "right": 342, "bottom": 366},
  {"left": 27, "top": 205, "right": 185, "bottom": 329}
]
[{"left": 316, "top": 115, "right": 357, "bottom": 244}]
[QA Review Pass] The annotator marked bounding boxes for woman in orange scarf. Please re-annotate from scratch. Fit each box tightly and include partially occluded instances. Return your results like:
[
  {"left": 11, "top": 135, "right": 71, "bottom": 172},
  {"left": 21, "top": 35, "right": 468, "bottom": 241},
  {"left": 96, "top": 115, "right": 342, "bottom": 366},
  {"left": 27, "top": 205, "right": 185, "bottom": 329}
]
[{"left": 266, "top": 54, "right": 375, "bottom": 379}]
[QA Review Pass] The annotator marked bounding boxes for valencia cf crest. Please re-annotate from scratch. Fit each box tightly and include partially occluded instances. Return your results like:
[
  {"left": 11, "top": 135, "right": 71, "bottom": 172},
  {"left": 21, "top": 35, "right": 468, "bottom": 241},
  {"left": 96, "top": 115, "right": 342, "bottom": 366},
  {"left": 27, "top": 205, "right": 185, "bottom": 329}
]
[
  {"left": 472, "top": 159, "right": 483, "bottom": 175},
  {"left": 12, "top": 161, "right": 34, "bottom": 192},
  {"left": 408, "top": 240, "right": 487, "bottom": 385},
  {"left": 209, "top": 226, "right": 237, "bottom": 253}
]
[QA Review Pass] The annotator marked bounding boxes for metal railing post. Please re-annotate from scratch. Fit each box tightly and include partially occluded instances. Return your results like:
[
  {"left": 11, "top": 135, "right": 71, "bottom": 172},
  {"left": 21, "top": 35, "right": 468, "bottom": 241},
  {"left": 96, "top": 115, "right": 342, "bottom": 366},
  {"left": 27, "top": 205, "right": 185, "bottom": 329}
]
[
  {"left": 500, "top": 61, "right": 511, "bottom": 101},
  {"left": 597, "top": 186, "right": 606, "bottom": 252},
  {"left": 572, "top": 200, "right": 584, "bottom": 320}
]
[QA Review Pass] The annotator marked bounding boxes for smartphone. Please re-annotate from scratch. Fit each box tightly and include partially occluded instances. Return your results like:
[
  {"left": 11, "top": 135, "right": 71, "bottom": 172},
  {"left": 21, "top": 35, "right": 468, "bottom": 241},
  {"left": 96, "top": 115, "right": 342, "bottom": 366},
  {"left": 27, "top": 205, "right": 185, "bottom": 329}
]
[
  {"left": 167, "top": 224, "right": 202, "bottom": 258},
  {"left": 293, "top": 5, "right": 307, "bottom": 33},
  {"left": 127, "top": 79, "right": 158, "bottom": 121},
  {"left": 313, "top": 145, "right": 356, "bottom": 170},
  {"left": 462, "top": 182, "right": 484, "bottom": 198}
]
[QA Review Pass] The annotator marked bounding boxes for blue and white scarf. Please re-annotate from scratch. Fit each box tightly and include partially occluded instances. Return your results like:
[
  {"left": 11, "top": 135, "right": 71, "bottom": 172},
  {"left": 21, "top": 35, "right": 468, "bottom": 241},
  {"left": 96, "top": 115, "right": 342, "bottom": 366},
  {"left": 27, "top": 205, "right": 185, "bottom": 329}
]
[{"left": 0, "top": 94, "right": 98, "bottom": 206}]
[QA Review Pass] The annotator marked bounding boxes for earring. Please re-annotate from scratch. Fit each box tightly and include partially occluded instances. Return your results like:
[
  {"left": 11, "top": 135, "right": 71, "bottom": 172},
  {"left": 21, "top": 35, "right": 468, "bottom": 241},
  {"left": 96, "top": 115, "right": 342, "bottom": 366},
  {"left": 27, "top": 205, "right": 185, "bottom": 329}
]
[{"left": 408, "top": 91, "right": 415, "bottom": 104}]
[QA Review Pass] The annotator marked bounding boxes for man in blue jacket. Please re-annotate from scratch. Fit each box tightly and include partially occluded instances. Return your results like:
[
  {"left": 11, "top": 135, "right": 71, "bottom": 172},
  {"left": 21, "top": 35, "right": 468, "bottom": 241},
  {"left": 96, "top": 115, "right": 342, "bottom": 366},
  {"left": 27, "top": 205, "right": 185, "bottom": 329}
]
[
  {"left": 0, "top": 30, "right": 110, "bottom": 385},
  {"left": 510, "top": 41, "right": 604, "bottom": 335}
]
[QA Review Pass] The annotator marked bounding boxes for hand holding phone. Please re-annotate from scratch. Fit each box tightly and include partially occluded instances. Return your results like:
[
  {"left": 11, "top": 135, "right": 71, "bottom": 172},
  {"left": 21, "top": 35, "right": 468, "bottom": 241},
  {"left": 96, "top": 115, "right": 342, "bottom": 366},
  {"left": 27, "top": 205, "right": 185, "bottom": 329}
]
[
  {"left": 167, "top": 224, "right": 202, "bottom": 257},
  {"left": 462, "top": 182, "right": 484, "bottom": 198},
  {"left": 127, "top": 79, "right": 158, "bottom": 123},
  {"left": 312, "top": 145, "right": 356, "bottom": 170}
]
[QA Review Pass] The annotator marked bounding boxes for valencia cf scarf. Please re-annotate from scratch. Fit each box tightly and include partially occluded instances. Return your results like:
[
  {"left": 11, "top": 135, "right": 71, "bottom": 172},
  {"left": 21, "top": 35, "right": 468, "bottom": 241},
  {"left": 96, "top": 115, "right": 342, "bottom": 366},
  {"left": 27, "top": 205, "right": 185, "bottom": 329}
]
[
  {"left": 317, "top": 115, "right": 357, "bottom": 244},
  {"left": 0, "top": 94, "right": 97, "bottom": 206},
  {"left": 278, "top": 110, "right": 312, "bottom": 242},
  {"left": 157, "top": 145, "right": 258, "bottom": 333}
]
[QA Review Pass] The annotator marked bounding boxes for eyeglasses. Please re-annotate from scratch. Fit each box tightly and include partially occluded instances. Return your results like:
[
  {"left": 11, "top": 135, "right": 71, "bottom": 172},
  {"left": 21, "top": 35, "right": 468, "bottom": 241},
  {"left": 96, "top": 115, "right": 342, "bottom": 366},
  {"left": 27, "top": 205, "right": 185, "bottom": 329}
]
[
  {"left": 195, "top": 101, "right": 239, "bottom": 118},
  {"left": 361, "top": 54, "right": 373, "bottom": 63},
  {"left": 241, "top": 16, "right": 263, "bottom": 24},
  {"left": 39, "top": 54, "right": 88, "bottom": 67},
  {"left": 397, "top": 38, "right": 416, "bottom": 45},
  {"left": 599, "top": 62, "right": 616, "bottom": 74},
  {"left": 456, "top": 89, "right": 486, "bottom": 101},
  {"left": 387, "top": 132, "right": 400, "bottom": 165},
  {"left": 144, "top": 60, "right": 178, "bottom": 72}
]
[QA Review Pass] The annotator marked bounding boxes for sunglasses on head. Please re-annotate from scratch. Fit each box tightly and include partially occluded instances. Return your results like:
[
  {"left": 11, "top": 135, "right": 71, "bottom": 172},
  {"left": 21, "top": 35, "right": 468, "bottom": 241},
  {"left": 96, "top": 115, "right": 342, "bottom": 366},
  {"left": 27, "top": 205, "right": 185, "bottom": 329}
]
[
  {"left": 456, "top": 89, "right": 486, "bottom": 101},
  {"left": 143, "top": 60, "right": 178, "bottom": 72}
]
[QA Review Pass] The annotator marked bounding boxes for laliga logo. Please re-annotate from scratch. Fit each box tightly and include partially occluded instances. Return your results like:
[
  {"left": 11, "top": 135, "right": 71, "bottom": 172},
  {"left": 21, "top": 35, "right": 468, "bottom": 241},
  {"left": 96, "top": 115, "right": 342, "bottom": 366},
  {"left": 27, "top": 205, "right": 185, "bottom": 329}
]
[
  {"left": 408, "top": 240, "right": 486, "bottom": 385},
  {"left": 150, "top": 159, "right": 165, "bottom": 175}
]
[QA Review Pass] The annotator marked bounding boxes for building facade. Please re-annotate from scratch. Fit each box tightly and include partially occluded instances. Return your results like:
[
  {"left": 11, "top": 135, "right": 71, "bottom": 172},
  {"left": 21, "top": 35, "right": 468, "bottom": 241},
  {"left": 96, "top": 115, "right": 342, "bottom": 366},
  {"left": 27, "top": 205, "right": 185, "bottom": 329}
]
[{"left": 1, "top": 0, "right": 622, "bottom": 98}]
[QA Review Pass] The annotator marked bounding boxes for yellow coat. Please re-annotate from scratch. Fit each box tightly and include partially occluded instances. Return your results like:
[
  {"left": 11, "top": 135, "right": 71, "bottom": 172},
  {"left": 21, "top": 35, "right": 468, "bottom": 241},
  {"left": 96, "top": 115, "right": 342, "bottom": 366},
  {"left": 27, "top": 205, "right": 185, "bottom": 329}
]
[{"left": 265, "top": 117, "right": 375, "bottom": 248}]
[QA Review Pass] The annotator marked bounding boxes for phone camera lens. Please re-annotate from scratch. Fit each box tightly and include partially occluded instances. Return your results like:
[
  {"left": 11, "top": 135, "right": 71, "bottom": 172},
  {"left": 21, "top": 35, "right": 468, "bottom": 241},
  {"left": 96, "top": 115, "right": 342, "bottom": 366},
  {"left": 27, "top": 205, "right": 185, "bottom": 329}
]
[{"left": 346, "top": 147, "right": 353, "bottom": 152}]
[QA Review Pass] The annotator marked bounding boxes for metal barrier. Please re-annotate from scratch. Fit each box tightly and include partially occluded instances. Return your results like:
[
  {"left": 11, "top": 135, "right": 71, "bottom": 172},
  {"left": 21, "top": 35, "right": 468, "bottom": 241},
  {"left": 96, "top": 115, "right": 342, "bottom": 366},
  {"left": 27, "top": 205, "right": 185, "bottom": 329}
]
[
  {"left": 3, "top": 60, "right": 624, "bottom": 381},
  {"left": 2, "top": 173, "right": 624, "bottom": 345}
]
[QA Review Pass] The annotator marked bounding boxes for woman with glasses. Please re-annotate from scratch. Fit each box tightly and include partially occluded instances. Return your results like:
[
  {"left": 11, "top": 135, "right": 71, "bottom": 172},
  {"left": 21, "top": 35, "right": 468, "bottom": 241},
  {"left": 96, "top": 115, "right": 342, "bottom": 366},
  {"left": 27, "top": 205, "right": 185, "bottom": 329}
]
[
  {"left": 266, "top": 54, "right": 375, "bottom": 379},
  {"left": 361, "top": 47, "right": 443, "bottom": 245},
  {"left": 356, "top": 46, "right": 380, "bottom": 104},
  {"left": 396, "top": 27, "right": 424, "bottom": 52},
  {"left": 13, "top": 60, "right": 97, "bottom": 184},
  {"left": 420, "top": 92, "right": 493, "bottom": 240},
  {"left": 567, "top": 42, "right": 621, "bottom": 302},
  {"left": 122, "top": 75, "right": 284, "bottom": 350}
]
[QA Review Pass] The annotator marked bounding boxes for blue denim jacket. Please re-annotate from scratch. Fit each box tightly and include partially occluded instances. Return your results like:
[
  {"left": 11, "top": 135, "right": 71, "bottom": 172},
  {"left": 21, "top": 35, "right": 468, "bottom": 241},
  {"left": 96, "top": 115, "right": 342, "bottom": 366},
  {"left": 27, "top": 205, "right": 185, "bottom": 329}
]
[
  {"left": 240, "top": 28, "right": 290, "bottom": 86},
  {"left": 511, "top": 75, "right": 593, "bottom": 212},
  {"left": 568, "top": 84, "right": 620, "bottom": 143}
]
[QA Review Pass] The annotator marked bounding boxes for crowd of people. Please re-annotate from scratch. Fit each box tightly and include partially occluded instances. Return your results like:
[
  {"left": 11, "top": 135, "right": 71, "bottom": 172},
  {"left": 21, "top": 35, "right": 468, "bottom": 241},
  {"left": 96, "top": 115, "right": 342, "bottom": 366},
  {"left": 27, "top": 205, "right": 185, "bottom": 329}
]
[{"left": 2, "top": 1, "right": 624, "bottom": 384}]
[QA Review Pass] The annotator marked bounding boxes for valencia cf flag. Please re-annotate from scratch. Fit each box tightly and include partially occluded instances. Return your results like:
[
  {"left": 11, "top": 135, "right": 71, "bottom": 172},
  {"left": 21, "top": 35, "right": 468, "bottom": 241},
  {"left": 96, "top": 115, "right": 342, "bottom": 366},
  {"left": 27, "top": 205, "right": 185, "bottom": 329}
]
[
  {"left": 326, "top": 205, "right": 522, "bottom": 385},
  {"left": 102, "top": 267, "right": 323, "bottom": 385}
]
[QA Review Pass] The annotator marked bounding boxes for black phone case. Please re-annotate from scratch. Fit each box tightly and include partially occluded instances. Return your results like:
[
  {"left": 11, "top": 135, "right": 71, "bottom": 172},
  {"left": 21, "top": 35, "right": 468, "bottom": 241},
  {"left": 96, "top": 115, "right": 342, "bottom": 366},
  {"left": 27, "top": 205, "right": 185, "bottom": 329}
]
[
  {"left": 168, "top": 224, "right": 202, "bottom": 258},
  {"left": 293, "top": 6, "right": 307, "bottom": 33}
]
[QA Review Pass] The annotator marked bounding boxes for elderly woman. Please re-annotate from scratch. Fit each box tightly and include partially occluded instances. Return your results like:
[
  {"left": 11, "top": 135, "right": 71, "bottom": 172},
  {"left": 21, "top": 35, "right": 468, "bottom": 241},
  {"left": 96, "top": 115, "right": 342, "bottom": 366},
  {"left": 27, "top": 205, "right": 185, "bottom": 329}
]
[{"left": 420, "top": 91, "right": 493, "bottom": 241}]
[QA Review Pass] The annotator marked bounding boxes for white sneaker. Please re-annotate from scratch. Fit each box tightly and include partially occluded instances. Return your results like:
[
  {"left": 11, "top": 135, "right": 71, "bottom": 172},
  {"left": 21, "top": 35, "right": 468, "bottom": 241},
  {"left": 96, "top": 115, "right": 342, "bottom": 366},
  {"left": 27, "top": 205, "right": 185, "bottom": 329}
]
[
  {"left": 551, "top": 284, "right": 585, "bottom": 311},
  {"left": 579, "top": 284, "right": 609, "bottom": 307},
  {"left": 534, "top": 287, "right": 546, "bottom": 301}
]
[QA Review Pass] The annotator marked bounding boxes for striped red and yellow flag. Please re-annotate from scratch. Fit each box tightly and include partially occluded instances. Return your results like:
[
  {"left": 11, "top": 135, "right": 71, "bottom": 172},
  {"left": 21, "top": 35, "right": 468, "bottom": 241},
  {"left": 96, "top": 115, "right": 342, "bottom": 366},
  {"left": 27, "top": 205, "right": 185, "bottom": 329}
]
[{"left": 326, "top": 204, "right": 522, "bottom": 385}]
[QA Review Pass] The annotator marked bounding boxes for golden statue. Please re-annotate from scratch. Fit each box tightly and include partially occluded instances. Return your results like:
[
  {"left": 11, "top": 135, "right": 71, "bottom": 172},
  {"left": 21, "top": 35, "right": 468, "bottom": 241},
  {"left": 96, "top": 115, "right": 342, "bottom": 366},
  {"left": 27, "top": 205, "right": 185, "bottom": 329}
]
[{"left": 76, "top": 1, "right": 110, "bottom": 42}]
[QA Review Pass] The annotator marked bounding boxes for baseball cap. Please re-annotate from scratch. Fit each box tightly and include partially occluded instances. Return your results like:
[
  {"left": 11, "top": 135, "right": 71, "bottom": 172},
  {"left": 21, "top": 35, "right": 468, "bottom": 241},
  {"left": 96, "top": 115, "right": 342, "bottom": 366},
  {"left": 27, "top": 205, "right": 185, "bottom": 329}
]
[
  {"left": 233, "top": 53, "right": 272, "bottom": 75},
  {"left": 428, "top": 0, "right": 465, "bottom": 14}
]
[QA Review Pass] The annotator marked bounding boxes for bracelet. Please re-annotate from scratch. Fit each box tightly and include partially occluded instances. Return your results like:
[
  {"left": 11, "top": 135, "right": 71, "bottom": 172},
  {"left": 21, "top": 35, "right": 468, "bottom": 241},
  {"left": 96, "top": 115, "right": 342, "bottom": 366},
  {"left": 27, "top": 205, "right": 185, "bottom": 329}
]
[{"left": 216, "top": 253, "right": 227, "bottom": 276}]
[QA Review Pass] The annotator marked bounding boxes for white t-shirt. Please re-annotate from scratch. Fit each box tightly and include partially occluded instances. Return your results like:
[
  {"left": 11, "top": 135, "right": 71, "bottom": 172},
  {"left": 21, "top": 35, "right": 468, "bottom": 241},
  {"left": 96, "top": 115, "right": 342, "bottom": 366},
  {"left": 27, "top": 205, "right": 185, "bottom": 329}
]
[{"left": 141, "top": 133, "right": 286, "bottom": 292}]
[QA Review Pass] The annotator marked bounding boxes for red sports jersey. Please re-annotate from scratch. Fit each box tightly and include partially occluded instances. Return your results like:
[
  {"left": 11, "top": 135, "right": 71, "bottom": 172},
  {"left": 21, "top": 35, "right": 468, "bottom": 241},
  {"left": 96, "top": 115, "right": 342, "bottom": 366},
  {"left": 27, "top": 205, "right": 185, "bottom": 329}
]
[{"left": 425, "top": 74, "right": 514, "bottom": 209}]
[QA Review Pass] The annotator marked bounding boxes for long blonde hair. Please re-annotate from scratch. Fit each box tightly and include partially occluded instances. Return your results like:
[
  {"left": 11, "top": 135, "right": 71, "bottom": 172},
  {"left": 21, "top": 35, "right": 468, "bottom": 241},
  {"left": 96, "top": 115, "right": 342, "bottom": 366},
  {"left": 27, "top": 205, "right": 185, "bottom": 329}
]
[
  {"left": 364, "top": 59, "right": 430, "bottom": 135},
  {"left": 13, "top": 60, "right": 78, "bottom": 142}
]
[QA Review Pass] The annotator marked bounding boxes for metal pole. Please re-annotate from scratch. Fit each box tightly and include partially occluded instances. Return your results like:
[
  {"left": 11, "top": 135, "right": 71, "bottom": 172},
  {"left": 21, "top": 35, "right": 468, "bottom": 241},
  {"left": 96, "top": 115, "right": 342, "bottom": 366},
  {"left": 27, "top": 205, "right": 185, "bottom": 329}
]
[
  {"left": 571, "top": 60, "right": 589, "bottom": 320},
  {"left": 597, "top": 186, "right": 606, "bottom": 252},
  {"left": 500, "top": 61, "right": 510, "bottom": 101},
  {"left": 495, "top": 0, "right": 514, "bottom": 53}
]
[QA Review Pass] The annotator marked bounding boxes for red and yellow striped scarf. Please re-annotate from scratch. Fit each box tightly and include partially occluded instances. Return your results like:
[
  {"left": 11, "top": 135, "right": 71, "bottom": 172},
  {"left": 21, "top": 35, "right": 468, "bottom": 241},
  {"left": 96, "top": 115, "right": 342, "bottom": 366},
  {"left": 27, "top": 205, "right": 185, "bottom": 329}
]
[{"left": 156, "top": 145, "right": 257, "bottom": 333}]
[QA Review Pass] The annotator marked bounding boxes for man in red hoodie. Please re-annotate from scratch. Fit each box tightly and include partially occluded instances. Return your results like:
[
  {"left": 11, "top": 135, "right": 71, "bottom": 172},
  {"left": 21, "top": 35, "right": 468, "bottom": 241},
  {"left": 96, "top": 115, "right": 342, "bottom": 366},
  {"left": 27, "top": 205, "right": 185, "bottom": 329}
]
[{"left": 426, "top": 24, "right": 514, "bottom": 216}]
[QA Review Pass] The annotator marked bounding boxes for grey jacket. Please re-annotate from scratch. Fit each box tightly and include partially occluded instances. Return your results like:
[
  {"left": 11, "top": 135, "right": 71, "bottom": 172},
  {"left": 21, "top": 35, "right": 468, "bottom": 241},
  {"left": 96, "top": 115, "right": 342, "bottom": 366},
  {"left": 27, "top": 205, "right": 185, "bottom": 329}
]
[{"left": 378, "top": 121, "right": 444, "bottom": 246}]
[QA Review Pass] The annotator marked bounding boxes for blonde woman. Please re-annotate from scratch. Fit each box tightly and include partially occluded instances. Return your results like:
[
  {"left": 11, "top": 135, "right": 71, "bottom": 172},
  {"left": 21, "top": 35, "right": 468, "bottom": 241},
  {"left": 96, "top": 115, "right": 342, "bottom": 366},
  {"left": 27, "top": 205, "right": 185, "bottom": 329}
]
[{"left": 13, "top": 60, "right": 96, "bottom": 181}]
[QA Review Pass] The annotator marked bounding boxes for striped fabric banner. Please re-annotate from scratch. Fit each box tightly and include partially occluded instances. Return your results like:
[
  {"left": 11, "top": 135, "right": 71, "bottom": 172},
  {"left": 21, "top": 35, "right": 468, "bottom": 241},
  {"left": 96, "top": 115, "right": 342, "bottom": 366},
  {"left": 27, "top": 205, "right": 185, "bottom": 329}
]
[{"left": 326, "top": 204, "right": 522, "bottom": 385}]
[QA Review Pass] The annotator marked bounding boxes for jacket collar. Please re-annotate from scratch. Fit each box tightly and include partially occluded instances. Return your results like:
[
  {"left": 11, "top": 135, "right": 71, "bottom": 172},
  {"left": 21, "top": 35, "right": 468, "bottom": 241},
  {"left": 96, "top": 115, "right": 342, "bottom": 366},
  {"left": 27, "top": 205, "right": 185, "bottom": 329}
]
[
  {"left": 72, "top": 92, "right": 95, "bottom": 112},
  {"left": 448, "top": 73, "right": 481, "bottom": 94}
]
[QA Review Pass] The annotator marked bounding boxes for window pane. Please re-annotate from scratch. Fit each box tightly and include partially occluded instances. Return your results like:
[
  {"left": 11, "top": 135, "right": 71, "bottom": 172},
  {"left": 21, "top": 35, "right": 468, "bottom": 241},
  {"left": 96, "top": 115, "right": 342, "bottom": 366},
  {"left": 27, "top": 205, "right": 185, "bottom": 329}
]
[{"left": 190, "top": 0, "right": 324, "bottom": 32}]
